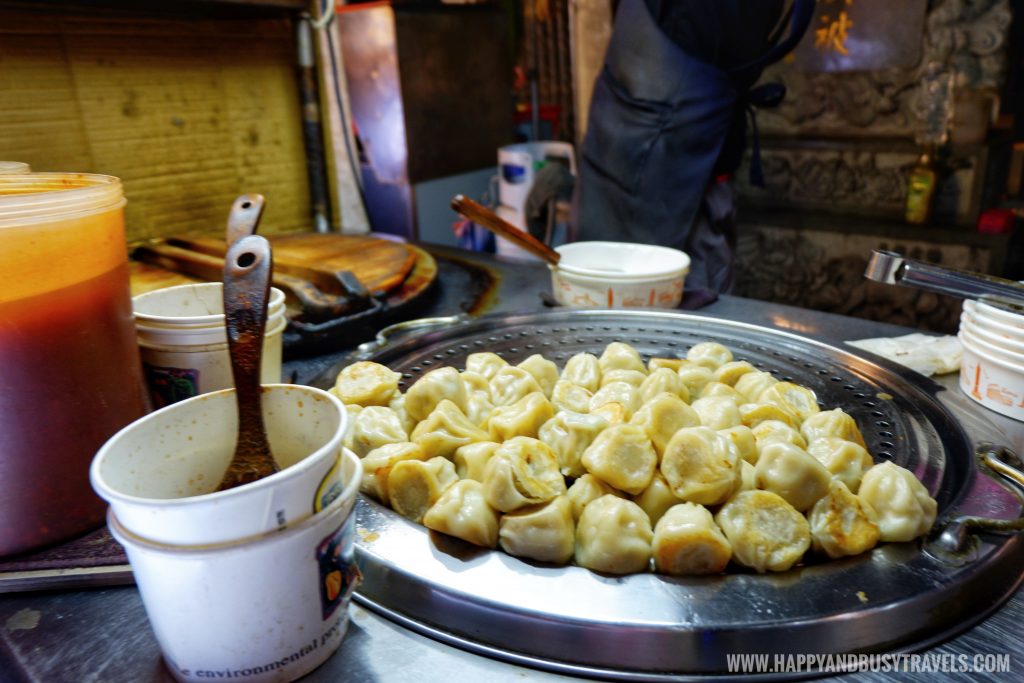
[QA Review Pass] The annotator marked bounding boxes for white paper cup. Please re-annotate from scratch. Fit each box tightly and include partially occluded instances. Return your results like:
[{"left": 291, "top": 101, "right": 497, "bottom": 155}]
[
  {"left": 133, "top": 283, "right": 287, "bottom": 407},
  {"left": 91, "top": 384, "right": 348, "bottom": 546},
  {"left": 109, "top": 448, "right": 363, "bottom": 683},
  {"left": 550, "top": 242, "right": 690, "bottom": 308}
]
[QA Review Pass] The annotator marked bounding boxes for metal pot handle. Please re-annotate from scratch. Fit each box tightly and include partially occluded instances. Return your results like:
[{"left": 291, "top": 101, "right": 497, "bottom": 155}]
[
  {"left": 353, "top": 314, "right": 471, "bottom": 359},
  {"left": 925, "top": 443, "right": 1024, "bottom": 566}
]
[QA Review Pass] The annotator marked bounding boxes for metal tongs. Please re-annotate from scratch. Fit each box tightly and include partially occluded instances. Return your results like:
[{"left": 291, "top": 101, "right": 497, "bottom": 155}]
[{"left": 864, "top": 249, "right": 1024, "bottom": 305}]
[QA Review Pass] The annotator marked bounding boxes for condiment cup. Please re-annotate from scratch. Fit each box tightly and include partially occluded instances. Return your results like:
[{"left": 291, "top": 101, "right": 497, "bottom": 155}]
[
  {"left": 960, "top": 312, "right": 1024, "bottom": 355},
  {"left": 108, "top": 448, "right": 362, "bottom": 683},
  {"left": 958, "top": 332, "right": 1024, "bottom": 422},
  {"left": 91, "top": 384, "right": 347, "bottom": 546},
  {"left": 550, "top": 241, "right": 690, "bottom": 308}
]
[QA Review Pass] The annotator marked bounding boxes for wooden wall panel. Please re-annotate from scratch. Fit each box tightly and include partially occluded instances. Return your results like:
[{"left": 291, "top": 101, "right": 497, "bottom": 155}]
[{"left": 0, "top": 10, "right": 310, "bottom": 242}]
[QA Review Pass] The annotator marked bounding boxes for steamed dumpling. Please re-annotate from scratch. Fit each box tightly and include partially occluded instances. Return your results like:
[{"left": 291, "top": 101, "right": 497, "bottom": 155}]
[
  {"left": 538, "top": 410, "right": 610, "bottom": 478},
  {"left": 453, "top": 441, "right": 500, "bottom": 481},
  {"left": 498, "top": 495, "right": 576, "bottom": 564},
  {"left": 410, "top": 399, "right": 489, "bottom": 459},
  {"left": 857, "top": 462, "right": 937, "bottom": 542},
  {"left": 676, "top": 362, "right": 714, "bottom": 397},
  {"left": 405, "top": 367, "right": 468, "bottom": 422},
  {"left": 686, "top": 341, "right": 733, "bottom": 370},
  {"left": 739, "top": 402, "right": 798, "bottom": 430},
  {"left": 589, "top": 380, "right": 640, "bottom": 418},
  {"left": 652, "top": 503, "right": 732, "bottom": 575},
  {"left": 341, "top": 403, "right": 362, "bottom": 452},
  {"left": 581, "top": 424, "right": 658, "bottom": 495},
  {"left": 648, "top": 357, "right": 686, "bottom": 373},
  {"left": 423, "top": 479, "right": 500, "bottom": 548},
  {"left": 561, "top": 352, "right": 601, "bottom": 392},
  {"left": 715, "top": 490, "right": 810, "bottom": 573},
  {"left": 574, "top": 495, "right": 653, "bottom": 574},
  {"left": 632, "top": 472, "right": 683, "bottom": 527},
  {"left": 333, "top": 360, "right": 401, "bottom": 407},
  {"left": 734, "top": 371, "right": 778, "bottom": 403},
  {"left": 465, "top": 352, "right": 508, "bottom": 381},
  {"left": 751, "top": 419, "right": 807, "bottom": 451},
  {"left": 660, "top": 426, "right": 741, "bottom": 506},
  {"left": 759, "top": 381, "right": 820, "bottom": 422},
  {"left": 691, "top": 396, "right": 742, "bottom": 430},
  {"left": 808, "top": 480, "right": 880, "bottom": 558},
  {"left": 566, "top": 473, "right": 622, "bottom": 522},
  {"left": 482, "top": 436, "right": 566, "bottom": 512},
  {"left": 387, "top": 392, "right": 416, "bottom": 435},
  {"left": 464, "top": 390, "right": 495, "bottom": 429},
  {"left": 806, "top": 437, "right": 874, "bottom": 493},
  {"left": 459, "top": 371, "right": 490, "bottom": 395},
  {"left": 360, "top": 442, "right": 428, "bottom": 505},
  {"left": 754, "top": 441, "right": 831, "bottom": 512},
  {"left": 629, "top": 392, "right": 700, "bottom": 457},
  {"left": 600, "top": 369, "right": 648, "bottom": 388},
  {"left": 488, "top": 391, "right": 555, "bottom": 442},
  {"left": 698, "top": 381, "right": 743, "bottom": 402},
  {"left": 638, "top": 367, "right": 687, "bottom": 405},
  {"left": 800, "top": 408, "right": 867, "bottom": 449},
  {"left": 518, "top": 354, "right": 559, "bottom": 398},
  {"left": 490, "top": 366, "right": 544, "bottom": 407},
  {"left": 351, "top": 406, "right": 408, "bottom": 458},
  {"left": 598, "top": 342, "right": 646, "bottom": 374},
  {"left": 718, "top": 425, "right": 758, "bottom": 464},
  {"left": 550, "top": 380, "right": 593, "bottom": 414},
  {"left": 590, "top": 401, "right": 629, "bottom": 424},
  {"left": 387, "top": 456, "right": 459, "bottom": 523},
  {"left": 712, "top": 360, "right": 756, "bottom": 387}
]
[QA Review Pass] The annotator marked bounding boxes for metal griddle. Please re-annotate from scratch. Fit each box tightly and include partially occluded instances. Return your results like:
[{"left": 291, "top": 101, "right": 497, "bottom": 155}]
[{"left": 323, "top": 309, "right": 1024, "bottom": 680}]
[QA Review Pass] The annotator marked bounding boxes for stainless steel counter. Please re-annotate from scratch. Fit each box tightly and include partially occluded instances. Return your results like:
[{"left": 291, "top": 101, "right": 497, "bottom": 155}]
[{"left": 1, "top": 246, "right": 1021, "bottom": 682}]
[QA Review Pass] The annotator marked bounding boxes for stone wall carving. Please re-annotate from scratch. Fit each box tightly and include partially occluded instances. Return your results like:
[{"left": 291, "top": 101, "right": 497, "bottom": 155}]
[{"left": 756, "top": 0, "right": 1011, "bottom": 140}]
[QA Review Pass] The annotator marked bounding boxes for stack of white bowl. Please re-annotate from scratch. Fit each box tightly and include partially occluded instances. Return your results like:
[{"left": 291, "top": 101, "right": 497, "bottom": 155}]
[{"left": 958, "top": 298, "right": 1024, "bottom": 421}]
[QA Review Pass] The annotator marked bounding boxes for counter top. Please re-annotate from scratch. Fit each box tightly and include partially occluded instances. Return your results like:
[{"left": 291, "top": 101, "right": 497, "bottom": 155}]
[{"left": 1, "top": 245, "right": 1021, "bottom": 682}]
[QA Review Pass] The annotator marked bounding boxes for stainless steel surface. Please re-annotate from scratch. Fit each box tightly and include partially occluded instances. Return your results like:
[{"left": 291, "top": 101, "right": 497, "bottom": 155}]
[
  {"left": 336, "top": 308, "right": 1024, "bottom": 678},
  {"left": 864, "top": 249, "right": 1024, "bottom": 301}
]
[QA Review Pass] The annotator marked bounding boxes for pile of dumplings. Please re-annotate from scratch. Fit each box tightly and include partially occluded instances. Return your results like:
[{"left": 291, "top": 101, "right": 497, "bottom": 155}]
[{"left": 331, "top": 341, "right": 938, "bottom": 576}]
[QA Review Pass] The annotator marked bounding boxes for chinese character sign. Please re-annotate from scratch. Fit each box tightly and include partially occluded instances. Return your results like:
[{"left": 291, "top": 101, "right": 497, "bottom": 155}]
[{"left": 794, "top": 0, "right": 927, "bottom": 72}]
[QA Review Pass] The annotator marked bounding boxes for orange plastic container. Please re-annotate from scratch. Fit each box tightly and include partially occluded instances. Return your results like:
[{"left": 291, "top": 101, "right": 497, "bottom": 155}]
[{"left": 0, "top": 173, "right": 149, "bottom": 556}]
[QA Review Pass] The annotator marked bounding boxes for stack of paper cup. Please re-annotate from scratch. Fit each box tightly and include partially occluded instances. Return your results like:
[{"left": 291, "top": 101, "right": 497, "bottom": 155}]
[
  {"left": 90, "top": 384, "right": 362, "bottom": 683},
  {"left": 132, "top": 282, "right": 287, "bottom": 407},
  {"left": 958, "top": 298, "right": 1024, "bottom": 421}
]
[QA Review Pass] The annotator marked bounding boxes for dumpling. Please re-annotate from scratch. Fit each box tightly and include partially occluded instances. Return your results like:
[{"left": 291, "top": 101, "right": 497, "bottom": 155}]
[
  {"left": 652, "top": 503, "right": 732, "bottom": 575},
  {"left": 566, "top": 473, "right": 622, "bottom": 522},
  {"left": 754, "top": 441, "right": 831, "bottom": 512},
  {"left": 561, "top": 352, "right": 601, "bottom": 392},
  {"left": 580, "top": 424, "right": 657, "bottom": 495},
  {"left": 718, "top": 425, "right": 758, "bottom": 464},
  {"left": 387, "top": 392, "right": 416, "bottom": 435},
  {"left": 800, "top": 409, "right": 867, "bottom": 449},
  {"left": 488, "top": 392, "right": 555, "bottom": 442},
  {"left": 857, "top": 462, "right": 937, "bottom": 542},
  {"left": 806, "top": 437, "right": 874, "bottom": 493},
  {"left": 341, "top": 404, "right": 362, "bottom": 452},
  {"left": 459, "top": 371, "right": 490, "bottom": 395},
  {"left": 759, "top": 382, "right": 820, "bottom": 422},
  {"left": 686, "top": 341, "right": 733, "bottom": 370},
  {"left": 715, "top": 490, "right": 810, "bottom": 573},
  {"left": 518, "top": 354, "right": 559, "bottom": 398},
  {"left": 632, "top": 472, "right": 683, "bottom": 527},
  {"left": 808, "top": 480, "right": 880, "bottom": 558},
  {"left": 600, "top": 369, "right": 648, "bottom": 388},
  {"left": 698, "top": 381, "right": 743, "bottom": 402},
  {"left": 589, "top": 380, "right": 640, "bottom": 417},
  {"left": 453, "top": 441, "right": 501, "bottom": 481},
  {"left": 660, "top": 426, "right": 741, "bottom": 506},
  {"left": 739, "top": 460, "right": 757, "bottom": 491},
  {"left": 574, "top": 495, "right": 653, "bottom": 574},
  {"left": 423, "top": 479, "right": 500, "bottom": 548},
  {"left": 550, "top": 380, "right": 593, "bottom": 414},
  {"left": 739, "top": 403, "right": 798, "bottom": 430},
  {"left": 712, "top": 360, "right": 756, "bottom": 387},
  {"left": 734, "top": 371, "right": 778, "bottom": 403},
  {"left": 482, "top": 436, "right": 566, "bottom": 512},
  {"left": 464, "top": 390, "right": 495, "bottom": 429},
  {"left": 638, "top": 367, "right": 688, "bottom": 405},
  {"left": 691, "top": 395, "right": 742, "bottom": 430},
  {"left": 387, "top": 456, "right": 459, "bottom": 523},
  {"left": 648, "top": 357, "right": 686, "bottom": 373},
  {"left": 489, "top": 366, "right": 543, "bottom": 407},
  {"left": 360, "top": 442, "right": 428, "bottom": 505},
  {"left": 598, "top": 342, "right": 646, "bottom": 374},
  {"left": 538, "top": 410, "right": 610, "bottom": 478},
  {"left": 333, "top": 360, "right": 401, "bottom": 407},
  {"left": 410, "top": 399, "right": 489, "bottom": 459},
  {"left": 351, "top": 406, "right": 408, "bottom": 458},
  {"left": 676, "top": 362, "right": 714, "bottom": 397},
  {"left": 498, "top": 495, "right": 576, "bottom": 564},
  {"left": 590, "top": 401, "right": 629, "bottom": 424},
  {"left": 405, "top": 366, "right": 468, "bottom": 422},
  {"left": 629, "top": 392, "right": 700, "bottom": 457},
  {"left": 465, "top": 352, "right": 508, "bottom": 381},
  {"left": 751, "top": 419, "right": 808, "bottom": 450}
]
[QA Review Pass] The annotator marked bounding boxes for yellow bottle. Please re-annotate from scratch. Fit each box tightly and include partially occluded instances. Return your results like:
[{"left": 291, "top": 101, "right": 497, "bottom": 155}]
[{"left": 905, "top": 149, "right": 937, "bottom": 225}]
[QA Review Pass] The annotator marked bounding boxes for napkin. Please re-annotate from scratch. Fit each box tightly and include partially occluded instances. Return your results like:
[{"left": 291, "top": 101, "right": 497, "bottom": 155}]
[{"left": 846, "top": 333, "right": 962, "bottom": 377}]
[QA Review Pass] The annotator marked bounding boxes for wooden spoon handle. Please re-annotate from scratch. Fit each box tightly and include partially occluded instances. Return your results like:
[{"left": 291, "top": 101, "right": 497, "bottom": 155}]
[
  {"left": 223, "top": 234, "right": 275, "bottom": 467},
  {"left": 451, "top": 194, "right": 561, "bottom": 266}
]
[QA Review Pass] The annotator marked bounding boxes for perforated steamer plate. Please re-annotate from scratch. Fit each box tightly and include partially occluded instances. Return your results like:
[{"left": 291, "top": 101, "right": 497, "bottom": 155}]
[{"left": 326, "top": 310, "right": 1024, "bottom": 680}]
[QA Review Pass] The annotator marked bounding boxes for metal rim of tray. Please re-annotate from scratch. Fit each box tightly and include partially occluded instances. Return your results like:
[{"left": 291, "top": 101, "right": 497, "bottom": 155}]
[{"left": 329, "top": 309, "right": 1024, "bottom": 680}]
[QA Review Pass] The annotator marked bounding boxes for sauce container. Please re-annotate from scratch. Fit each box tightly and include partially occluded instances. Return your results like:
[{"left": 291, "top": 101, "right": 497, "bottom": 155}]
[{"left": 0, "top": 173, "right": 149, "bottom": 556}]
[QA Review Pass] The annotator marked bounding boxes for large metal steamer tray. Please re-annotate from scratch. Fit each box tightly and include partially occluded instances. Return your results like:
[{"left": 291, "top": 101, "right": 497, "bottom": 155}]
[{"left": 324, "top": 309, "right": 1024, "bottom": 680}]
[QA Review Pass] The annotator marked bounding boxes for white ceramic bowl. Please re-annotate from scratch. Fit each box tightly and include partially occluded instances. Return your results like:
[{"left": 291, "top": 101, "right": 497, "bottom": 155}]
[
  {"left": 91, "top": 384, "right": 347, "bottom": 546},
  {"left": 550, "top": 241, "right": 690, "bottom": 308},
  {"left": 958, "top": 331, "right": 1024, "bottom": 422}
]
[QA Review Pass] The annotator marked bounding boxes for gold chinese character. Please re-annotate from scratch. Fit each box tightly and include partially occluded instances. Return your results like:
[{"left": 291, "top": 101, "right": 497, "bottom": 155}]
[{"left": 815, "top": 10, "right": 854, "bottom": 56}]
